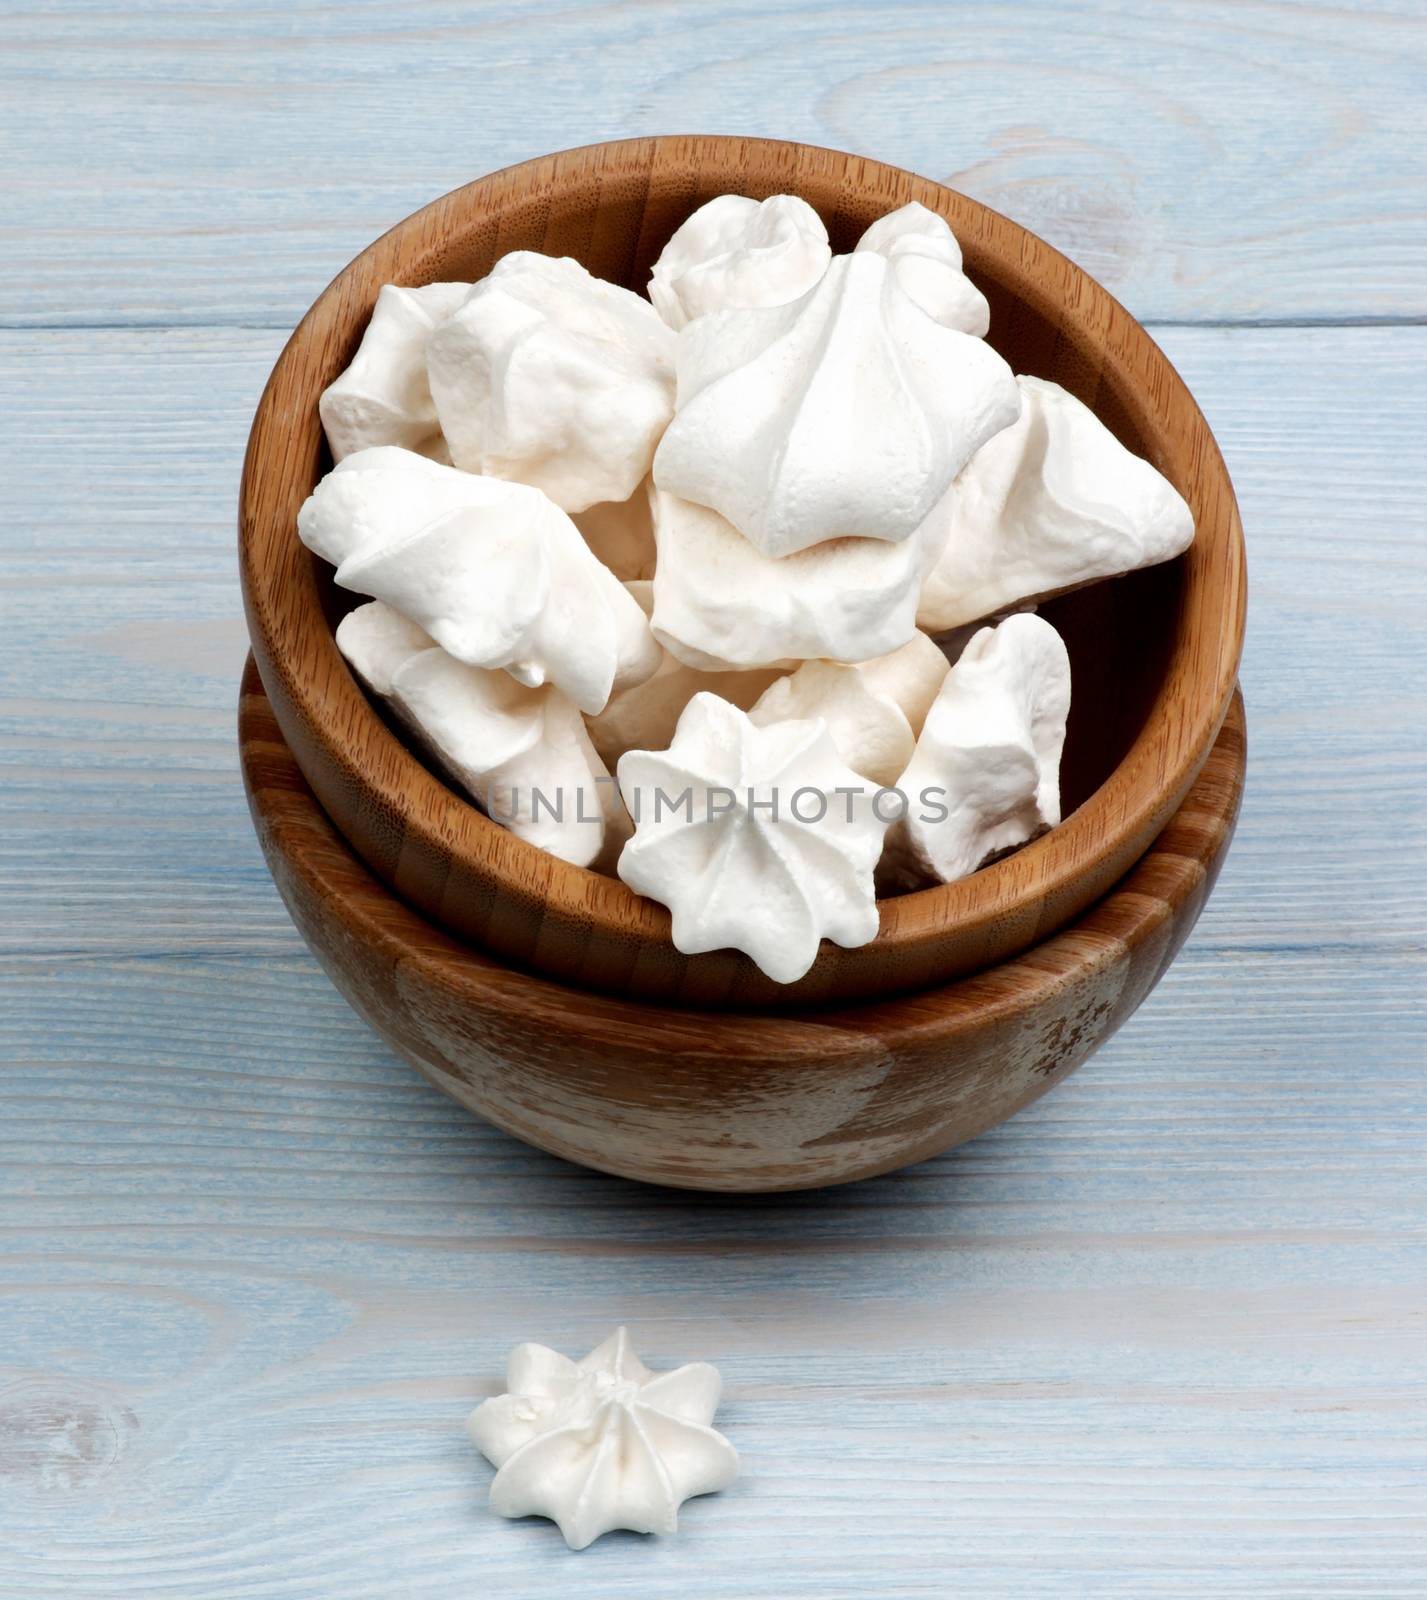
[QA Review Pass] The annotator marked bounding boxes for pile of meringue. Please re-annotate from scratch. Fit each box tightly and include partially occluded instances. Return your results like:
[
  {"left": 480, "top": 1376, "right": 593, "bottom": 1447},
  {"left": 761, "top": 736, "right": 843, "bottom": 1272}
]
[{"left": 297, "top": 193, "right": 1195, "bottom": 985}]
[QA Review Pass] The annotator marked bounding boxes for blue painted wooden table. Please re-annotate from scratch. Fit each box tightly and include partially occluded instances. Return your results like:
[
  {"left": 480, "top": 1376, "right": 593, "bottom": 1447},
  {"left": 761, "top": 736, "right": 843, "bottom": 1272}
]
[{"left": 3, "top": 3, "right": 1425, "bottom": 1593}]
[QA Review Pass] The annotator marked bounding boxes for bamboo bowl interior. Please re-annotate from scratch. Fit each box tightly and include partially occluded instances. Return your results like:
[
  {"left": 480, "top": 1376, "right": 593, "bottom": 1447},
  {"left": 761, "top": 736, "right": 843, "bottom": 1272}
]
[{"left": 239, "top": 135, "right": 1246, "bottom": 1011}]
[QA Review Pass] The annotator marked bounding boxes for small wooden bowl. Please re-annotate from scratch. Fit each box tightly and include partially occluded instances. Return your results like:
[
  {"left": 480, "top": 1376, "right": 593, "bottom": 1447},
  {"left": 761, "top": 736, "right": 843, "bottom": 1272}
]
[
  {"left": 241, "top": 659, "right": 1245, "bottom": 1192},
  {"left": 240, "top": 136, "right": 1246, "bottom": 1010}
]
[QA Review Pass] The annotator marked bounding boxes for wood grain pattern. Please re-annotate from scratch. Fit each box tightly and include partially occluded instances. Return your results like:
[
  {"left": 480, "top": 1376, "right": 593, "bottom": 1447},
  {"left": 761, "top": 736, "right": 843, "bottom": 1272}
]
[
  {"left": 3, "top": 1, "right": 1426, "bottom": 330},
  {"left": 241, "top": 657, "right": 1245, "bottom": 1190},
  {"left": 239, "top": 136, "right": 1246, "bottom": 1008},
  {"left": 3, "top": 0, "right": 1427, "bottom": 1588}
]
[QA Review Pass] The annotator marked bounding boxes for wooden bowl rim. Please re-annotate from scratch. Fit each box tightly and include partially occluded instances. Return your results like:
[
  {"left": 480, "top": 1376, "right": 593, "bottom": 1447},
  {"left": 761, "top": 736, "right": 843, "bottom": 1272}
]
[
  {"left": 240, "top": 655, "right": 1246, "bottom": 1041},
  {"left": 239, "top": 133, "right": 1246, "bottom": 996}
]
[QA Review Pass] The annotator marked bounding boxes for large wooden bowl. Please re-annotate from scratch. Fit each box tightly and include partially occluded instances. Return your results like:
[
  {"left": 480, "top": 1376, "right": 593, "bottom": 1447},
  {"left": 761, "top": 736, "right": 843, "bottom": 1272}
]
[
  {"left": 241, "top": 659, "right": 1246, "bottom": 1192},
  {"left": 240, "top": 135, "right": 1246, "bottom": 1010}
]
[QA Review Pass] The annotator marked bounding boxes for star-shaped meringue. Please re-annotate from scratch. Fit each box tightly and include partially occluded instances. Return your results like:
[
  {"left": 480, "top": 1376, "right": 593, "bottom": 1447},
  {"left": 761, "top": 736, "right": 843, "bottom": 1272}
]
[
  {"left": 467, "top": 1329, "right": 738, "bottom": 1550},
  {"left": 616, "top": 693, "right": 890, "bottom": 983},
  {"left": 652, "top": 250, "right": 1019, "bottom": 557}
]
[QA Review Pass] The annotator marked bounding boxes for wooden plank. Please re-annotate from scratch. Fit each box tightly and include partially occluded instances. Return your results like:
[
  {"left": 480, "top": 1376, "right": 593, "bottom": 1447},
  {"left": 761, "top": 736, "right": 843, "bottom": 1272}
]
[
  {"left": 0, "top": 951, "right": 1424, "bottom": 1599},
  {"left": 0, "top": 316, "right": 1425, "bottom": 1590},
  {"left": 2, "top": 0, "right": 1425, "bottom": 329},
  {"left": 4, "top": 2, "right": 1426, "bottom": 1587}
]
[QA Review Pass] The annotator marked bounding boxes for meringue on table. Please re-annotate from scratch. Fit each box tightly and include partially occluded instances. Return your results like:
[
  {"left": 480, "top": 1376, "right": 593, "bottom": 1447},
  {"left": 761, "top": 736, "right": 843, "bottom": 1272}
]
[
  {"left": 468, "top": 1328, "right": 738, "bottom": 1551},
  {"left": 917, "top": 375, "right": 1196, "bottom": 631},
  {"left": 653, "top": 249, "right": 1020, "bottom": 557},
  {"left": 616, "top": 693, "right": 891, "bottom": 984},
  {"left": 426, "top": 251, "right": 675, "bottom": 512}
]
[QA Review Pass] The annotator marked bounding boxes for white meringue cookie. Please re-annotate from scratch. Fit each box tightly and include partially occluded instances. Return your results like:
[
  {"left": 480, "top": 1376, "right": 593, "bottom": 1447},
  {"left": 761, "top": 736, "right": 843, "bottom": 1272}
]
[
  {"left": 648, "top": 193, "right": 831, "bottom": 331},
  {"left": 391, "top": 648, "right": 629, "bottom": 873},
  {"left": 337, "top": 490, "right": 660, "bottom": 715},
  {"left": 318, "top": 282, "right": 470, "bottom": 463},
  {"left": 616, "top": 693, "right": 890, "bottom": 984},
  {"left": 571, "top": 477, "right": 657, "bottom": 581},
  {"left": 301, "top": 449, "right": 659, "bottom": 714},
  {"left": 648, "top": 488, "right": 944, "bottom": 671},
  {"left": 926, "top": 605, "right": 1041, "bottom": 675},
  {"left": 333, "top": 596, "right": 435, "bottom": 697},
  {"left": 917, "top": 375, "right": 1196, "bottom": 631},
  {"left": 586, "top": 581, "right": 784, "bottom": 765},
  {"left": 749, "top": 632, "right": 949, "bottom": 788},
  {"left": 336, "top": 601, "right": 627, "bottom": 872},
  {"left": 882, "top": 612, "right": 1071, "bottom": 891},
  {"left": 296, "top": 445, "right": 490, "bottom": 569},
  {"left": 426, "top": 252, "right": 676, "bottom": 512},
  {"left": 468, "top": 1328, "right": 737, "bottom": 1551},
  {"left": 854, "top": 201, "right": 989, "bottom": 336},
  {"left": 653, "top": 251, "right": 1020, "bottom": 556}
]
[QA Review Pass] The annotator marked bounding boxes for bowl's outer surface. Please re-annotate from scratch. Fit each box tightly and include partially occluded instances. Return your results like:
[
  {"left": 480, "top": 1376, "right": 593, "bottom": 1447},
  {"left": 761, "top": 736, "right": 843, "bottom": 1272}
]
[
  {"left": 240, "top": 657, "right": 1246, "bottom": 1193},
  {"left": 239, "top": 135, "right": 1247, "bottom": 1011}
]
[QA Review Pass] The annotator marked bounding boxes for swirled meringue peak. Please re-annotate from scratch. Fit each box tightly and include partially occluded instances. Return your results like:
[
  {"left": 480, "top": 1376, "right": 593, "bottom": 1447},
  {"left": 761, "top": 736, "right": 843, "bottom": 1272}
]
[
  {"left": 318, "top": 282, "right": 469, "bottom": 462},
  {"left": 749, "top": 632, "right": 949, "bottom": 788},
  {"left": 648, "top": 487, "right": 943, "bottom": 671},
  {"left": 648, "top": 192, "right": 831, "bottom": 330},
  {"left": 426, "top": 252, "right": 675, "bottom": 512},
  {"left": 653, "top": 251, "right": 1020, "bottom": 555},
  {"left": 855, "top": 201, "right": 990, "bottom": 336},
  {"left": 917, "top": 375, "right": 1196, "bottom": 631},
  {"left": 468, "top": 1328, "right": 738, "bottom": 1550},
  {"left": 336, "top": 603, "right": 627, "bottom": 871},
  {"left": 617, "top": 693, "right": 890, "bottom": 983},
  {"left": 308, "top": 450, "right": 658, "bottom": 714},
  {"left": 881, "top": 612, "right": 1071, "bottom": 891}
]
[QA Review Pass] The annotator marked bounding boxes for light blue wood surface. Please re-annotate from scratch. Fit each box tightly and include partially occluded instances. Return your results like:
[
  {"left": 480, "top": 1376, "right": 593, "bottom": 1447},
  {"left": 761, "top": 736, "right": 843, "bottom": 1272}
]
[{"left": 2, "top": 3, "right": 1425, "bottom": 1595}]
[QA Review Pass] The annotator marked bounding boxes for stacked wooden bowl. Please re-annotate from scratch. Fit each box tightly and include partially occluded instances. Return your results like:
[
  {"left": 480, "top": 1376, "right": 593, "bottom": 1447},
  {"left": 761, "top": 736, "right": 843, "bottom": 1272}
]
[{"left": 239, "top": 136, "right": 1247, "bottom": 1191}]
